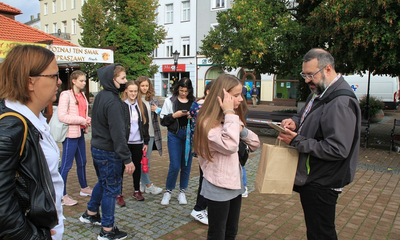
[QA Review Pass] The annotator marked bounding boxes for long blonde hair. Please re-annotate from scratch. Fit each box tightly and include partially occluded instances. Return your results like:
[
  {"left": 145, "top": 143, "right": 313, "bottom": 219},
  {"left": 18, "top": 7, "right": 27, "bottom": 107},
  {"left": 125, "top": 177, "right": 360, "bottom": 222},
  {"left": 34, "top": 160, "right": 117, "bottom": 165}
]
[
  {"left": 193, "top": 74, "right": 247, "bottom": 161},
  {"left": 121, "top": 80, "right": 146, "bottom": 124}
]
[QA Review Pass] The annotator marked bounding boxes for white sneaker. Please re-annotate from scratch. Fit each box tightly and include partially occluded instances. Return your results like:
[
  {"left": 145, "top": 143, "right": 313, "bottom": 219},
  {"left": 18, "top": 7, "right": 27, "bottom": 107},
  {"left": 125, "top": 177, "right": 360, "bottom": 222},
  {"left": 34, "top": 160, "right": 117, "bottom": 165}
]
[
  {"left": 191, "top": 209, "right": 208, "bottom": 225},
  {"left": 145, "top": 183, "right": 163, "bottom": 195},
  {"left": 242, "top": 187, "right": 248, "bottom": 198},
  {"left": 161, "top": 192, "right": 171, "bottom": 205},
  {"left": 178, "top": 192, "right": 187, "bottom": 205},
  {"left": 139, "top": 183, "right": 145, "bottom": 193}
]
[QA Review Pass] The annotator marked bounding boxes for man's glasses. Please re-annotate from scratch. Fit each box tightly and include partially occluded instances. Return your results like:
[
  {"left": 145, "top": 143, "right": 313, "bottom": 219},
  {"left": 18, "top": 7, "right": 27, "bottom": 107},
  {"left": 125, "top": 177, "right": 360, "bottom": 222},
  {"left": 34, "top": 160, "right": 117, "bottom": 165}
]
[
  {"left": 300, "top": 66, "right": 326, "bottom": 81},
  {"left": 31, "top": 72, "right": 60, "bottom": 81}
]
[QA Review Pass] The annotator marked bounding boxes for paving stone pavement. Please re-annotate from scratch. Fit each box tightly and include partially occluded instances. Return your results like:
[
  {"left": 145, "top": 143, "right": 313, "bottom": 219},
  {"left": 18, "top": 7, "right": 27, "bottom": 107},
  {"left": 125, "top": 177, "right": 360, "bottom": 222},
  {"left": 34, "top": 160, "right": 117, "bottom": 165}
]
[{"left": 60, "top": 104, "right": 400, "bottom": 239}]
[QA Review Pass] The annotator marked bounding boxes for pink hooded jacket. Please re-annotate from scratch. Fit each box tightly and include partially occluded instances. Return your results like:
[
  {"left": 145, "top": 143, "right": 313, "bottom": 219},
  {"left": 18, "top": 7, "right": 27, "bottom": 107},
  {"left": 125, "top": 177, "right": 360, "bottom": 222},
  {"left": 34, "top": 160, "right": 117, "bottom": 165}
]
[
  {"left": 198, "top": 114, "right": 260, "bottom": 189},
  {"left": 58, "top": 90, "right": 90, "bottom": 138}
]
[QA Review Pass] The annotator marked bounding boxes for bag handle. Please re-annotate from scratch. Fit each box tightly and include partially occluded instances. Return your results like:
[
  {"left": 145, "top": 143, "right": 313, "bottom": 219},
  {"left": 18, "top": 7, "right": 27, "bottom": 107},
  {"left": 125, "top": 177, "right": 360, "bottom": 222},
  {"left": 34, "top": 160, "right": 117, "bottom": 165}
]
[{"left": 0, "top": 112, "right": 28, "bottom": 156}]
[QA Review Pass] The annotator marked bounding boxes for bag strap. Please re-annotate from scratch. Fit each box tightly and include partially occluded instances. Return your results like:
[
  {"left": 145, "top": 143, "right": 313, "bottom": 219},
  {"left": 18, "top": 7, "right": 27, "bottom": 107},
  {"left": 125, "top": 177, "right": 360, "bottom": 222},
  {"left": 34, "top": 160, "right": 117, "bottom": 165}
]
[
  {"left": 300, "top": 89, "right": 356, "bottom": 129},
  {"left": 0, "top": 112, "right": 28, "bottom": 156}
]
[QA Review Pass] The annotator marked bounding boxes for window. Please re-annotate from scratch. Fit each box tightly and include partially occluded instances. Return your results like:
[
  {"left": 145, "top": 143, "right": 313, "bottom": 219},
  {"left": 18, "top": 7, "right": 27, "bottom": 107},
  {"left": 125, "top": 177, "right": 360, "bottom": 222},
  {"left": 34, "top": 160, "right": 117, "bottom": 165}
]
[
  {"left": 62, "top": 21, "right": 67, "bottom": 33},
  {"left": 72, "top": 0, "right": 76, "bottom": 9},
  {"left": 71, "top": 19, "right": 77, "bottom": 34},
  {"left": 153, "top": 47, "right": 158, "bottom": 58},
  {"left": 182, "top": 1, "right": 190, "bottom": 21},
  {"left": 53, "top": 0, "right": 57, "bottom": 13},
  {"left": 45, "top": 24, "right": 49, "bottom": 33},
  {"left": 212, "top": 0, "right": 225, "bottom": 9},
  {"left": 165, "top": 39, "right": 173, "bottom": 57},
  {"left": 53, "top": 23, "right": 58, "bottom": 33},
  {"left": 181, "top": 38, "right": 190, "bottom": 56},
  {"left": 61, "top": 0, "right": 66, "bottom": 11},
  {"left": 165, "top": 4, "right": 173, "bottom": 24},
  {"left": 44, "top": 3, "right": 48, "bottom": 15}
]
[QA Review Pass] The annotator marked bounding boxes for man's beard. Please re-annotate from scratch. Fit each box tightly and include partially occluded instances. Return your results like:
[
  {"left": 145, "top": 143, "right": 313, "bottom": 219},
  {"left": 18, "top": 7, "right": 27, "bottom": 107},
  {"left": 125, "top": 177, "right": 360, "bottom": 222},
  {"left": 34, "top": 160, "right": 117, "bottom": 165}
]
[{"left": 308, "top": 73, "right": 327, "bottom": 95}]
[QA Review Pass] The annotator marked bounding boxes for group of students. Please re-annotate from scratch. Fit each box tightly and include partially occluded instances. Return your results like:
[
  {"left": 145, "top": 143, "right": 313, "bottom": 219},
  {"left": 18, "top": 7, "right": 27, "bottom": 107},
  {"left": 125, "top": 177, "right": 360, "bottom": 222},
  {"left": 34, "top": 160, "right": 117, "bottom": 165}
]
[{"left": 0, "top": 44, "right": 260, "bottom": 240}]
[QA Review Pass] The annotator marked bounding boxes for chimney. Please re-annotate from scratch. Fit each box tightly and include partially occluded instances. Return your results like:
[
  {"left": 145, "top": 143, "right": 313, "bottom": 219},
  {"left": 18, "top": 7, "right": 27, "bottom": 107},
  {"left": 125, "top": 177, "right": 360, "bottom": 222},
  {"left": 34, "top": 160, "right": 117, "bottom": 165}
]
[{"left": 31, "top": 15, "right": 34, "bottom": 21}]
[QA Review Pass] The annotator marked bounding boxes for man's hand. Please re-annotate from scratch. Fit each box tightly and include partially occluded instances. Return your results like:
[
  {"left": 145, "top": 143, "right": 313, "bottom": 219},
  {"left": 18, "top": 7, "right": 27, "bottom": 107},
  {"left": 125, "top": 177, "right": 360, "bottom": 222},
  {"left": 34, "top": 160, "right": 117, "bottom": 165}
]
[
  {"left": 124, "top": 162, "right": 135, "bottom": 174},
  {"left": 278, "top": 129, "right": 297, "bottom": 145},
  {"left": 281, "top": 118, "right": 296, "bottom": 131}
]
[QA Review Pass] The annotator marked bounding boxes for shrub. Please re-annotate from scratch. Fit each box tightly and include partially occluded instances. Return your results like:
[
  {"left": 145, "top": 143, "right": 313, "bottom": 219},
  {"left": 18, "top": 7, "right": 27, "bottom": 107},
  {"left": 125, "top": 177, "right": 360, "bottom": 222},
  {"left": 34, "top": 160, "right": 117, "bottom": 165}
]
[{"left": 359, "top": 95, "right": 384, "bottom": 119}]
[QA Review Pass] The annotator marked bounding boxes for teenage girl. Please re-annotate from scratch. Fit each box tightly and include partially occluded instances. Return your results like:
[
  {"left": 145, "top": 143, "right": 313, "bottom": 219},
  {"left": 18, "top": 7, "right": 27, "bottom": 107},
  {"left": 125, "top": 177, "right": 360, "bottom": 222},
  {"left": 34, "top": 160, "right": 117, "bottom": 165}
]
[
  {"left": 136, "top": 76, "right": 163, "bottom": 195},
  {"left": 58, "top": 70, "right": 92, "bottom": 206},
  {"left": 118, "top": 80, "right": 149, "bottom": 206}
]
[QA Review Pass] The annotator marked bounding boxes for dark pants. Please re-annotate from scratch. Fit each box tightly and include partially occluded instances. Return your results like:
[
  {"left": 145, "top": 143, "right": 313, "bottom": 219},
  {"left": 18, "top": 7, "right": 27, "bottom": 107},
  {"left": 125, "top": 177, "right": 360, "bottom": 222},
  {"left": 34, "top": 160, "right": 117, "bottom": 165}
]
[
  {"left": 194, "top": 167, "right": 208, "bottom": 211},
  {"left": 122, "top": 144, "right": 143, "bottom": 191},
  {"left": 207, "top": 195, "right": 242, "bottom": 240},
  {"left": 294, "top": 184, "right": 339, "bottom": 240}
]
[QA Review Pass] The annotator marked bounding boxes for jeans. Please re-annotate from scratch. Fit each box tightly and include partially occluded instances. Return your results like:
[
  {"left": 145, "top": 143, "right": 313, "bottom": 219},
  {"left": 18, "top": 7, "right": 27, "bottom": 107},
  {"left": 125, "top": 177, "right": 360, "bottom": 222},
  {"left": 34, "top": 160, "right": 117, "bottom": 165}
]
[
  {"left": 140, "top": 137, "right": 154, "bottom": 186},
  {"left": 60, "top": 129, "right": 88, "bottom": 196},
  {"left": 166, "top": 128, "right": 193, "bottom": 190},
  {"left": 87, "top": 147, "right": 123, "bottom": 228},
  {"left": 207, "top": 195, "right": 242, "bottom": 240},
  {"left": 294, "top": 184, "right": 339, "bottom": 240}
]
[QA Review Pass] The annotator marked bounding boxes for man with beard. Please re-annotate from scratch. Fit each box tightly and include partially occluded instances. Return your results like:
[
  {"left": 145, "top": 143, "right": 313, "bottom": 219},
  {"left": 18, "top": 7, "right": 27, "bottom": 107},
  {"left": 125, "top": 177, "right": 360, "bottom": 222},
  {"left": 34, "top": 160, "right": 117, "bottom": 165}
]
[{"left": 278, "top": 48, "right": 361, "bottom": 240}]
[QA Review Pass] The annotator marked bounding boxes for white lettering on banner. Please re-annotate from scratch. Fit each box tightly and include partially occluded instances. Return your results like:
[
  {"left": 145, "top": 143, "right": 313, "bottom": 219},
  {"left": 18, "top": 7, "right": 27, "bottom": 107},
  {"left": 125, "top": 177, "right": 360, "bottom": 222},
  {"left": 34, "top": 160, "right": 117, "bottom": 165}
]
[{"left": 47, "top": 45, "right": 113, "bottom": 63}]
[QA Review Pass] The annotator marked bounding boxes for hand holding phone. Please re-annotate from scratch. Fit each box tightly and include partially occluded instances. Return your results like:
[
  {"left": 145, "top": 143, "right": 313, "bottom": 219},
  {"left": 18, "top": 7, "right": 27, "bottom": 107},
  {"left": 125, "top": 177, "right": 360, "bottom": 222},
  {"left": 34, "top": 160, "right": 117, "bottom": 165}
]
[{"left": 181, "top": 110, "right": 188, "bottom": 113}]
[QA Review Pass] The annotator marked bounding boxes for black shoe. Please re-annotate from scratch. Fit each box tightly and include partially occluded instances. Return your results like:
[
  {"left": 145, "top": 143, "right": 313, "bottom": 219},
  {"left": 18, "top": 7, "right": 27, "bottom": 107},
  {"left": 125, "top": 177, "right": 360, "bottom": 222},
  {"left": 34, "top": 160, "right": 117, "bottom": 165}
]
[
  {"left": 98, "top": 226, "right": 127, "bottom": 240},
  {"left": 79, "top": 210, "right": 101, "bottom": 225}
]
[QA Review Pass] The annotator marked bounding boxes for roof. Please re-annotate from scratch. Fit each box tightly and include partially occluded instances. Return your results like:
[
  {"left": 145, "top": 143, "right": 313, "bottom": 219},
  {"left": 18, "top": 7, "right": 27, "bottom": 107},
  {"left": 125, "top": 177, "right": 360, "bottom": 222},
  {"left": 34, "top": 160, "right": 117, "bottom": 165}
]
[
  {"left": 0, "top": 14, "right": 76, "bottom": 46},
  {"left": 0, "top": 2, "right": 21, "bottom": 15}
]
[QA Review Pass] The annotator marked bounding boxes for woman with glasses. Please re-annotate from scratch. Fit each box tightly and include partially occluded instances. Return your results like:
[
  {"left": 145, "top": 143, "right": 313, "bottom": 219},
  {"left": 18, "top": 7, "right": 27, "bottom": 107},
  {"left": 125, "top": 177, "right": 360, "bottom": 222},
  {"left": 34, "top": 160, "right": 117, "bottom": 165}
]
[
  {"left": 58, "top": 70, "right": 92, "bottom": 206},
  {"left": 160, "top": 77, "right": 195, "bottom": 206},
  {"left": 0, "top": 45, "right": 64, "bottom": 239}
]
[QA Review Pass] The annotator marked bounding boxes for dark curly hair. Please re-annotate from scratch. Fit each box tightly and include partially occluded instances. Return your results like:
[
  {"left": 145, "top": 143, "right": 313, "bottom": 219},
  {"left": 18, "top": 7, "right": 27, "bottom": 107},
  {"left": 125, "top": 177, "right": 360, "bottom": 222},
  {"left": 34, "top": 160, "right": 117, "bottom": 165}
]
[{"left": 172, "top": 77, "right": 195, "bottom": 102}]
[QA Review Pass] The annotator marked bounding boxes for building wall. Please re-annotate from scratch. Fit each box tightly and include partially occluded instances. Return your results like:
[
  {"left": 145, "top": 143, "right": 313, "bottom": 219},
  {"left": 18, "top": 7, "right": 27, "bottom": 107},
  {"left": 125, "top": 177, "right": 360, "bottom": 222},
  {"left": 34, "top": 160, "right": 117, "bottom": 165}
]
[
  {"left": 40, "top": 0, "right": 85, "bottom": 46},
  {"left": 153, "top": 0, "right": 198, "bottom": 97}
]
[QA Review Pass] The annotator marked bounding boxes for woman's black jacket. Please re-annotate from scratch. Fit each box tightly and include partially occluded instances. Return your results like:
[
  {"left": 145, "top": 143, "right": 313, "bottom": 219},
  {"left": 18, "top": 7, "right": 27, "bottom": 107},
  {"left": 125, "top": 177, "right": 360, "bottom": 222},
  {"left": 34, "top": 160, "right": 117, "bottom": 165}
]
[{"left": 0, "top": 100, "right": 58, "bottom": 240}]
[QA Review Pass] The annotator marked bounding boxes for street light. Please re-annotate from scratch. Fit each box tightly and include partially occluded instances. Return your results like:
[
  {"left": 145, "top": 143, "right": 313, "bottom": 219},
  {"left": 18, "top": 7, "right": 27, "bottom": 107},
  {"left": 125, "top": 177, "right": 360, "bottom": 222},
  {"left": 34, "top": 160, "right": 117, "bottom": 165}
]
[{"left": 172, "top": 50, "right": 180, "bottom": 82}]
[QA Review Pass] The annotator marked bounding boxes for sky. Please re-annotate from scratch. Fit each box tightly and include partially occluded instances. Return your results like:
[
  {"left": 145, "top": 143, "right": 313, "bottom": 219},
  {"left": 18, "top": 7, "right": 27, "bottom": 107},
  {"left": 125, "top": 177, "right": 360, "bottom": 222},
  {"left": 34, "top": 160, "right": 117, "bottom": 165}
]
[{"left": 1, "top": 0, "right": 40, "bottom": 24}]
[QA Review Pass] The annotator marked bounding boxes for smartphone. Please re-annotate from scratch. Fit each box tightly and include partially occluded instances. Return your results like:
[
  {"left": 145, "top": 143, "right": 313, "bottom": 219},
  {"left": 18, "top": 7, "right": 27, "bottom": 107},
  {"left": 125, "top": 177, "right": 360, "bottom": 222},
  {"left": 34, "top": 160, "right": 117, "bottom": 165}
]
[
  {"left": 267, "top": 122, "right": 286, "bottom": 133},
  {"left": 181, "top": 110, "right": 188, "bottom": 113}
]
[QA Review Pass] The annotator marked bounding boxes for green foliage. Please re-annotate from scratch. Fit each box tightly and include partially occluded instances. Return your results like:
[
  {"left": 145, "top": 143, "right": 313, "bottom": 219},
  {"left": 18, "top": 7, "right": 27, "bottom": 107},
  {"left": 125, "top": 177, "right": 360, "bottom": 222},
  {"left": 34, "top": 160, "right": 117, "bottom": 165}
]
[
  {"left": 359, "top": 95, "right": 385, "bottom": 119},
  {"left": 78, "top": 0, "right": 166, "bottom": 81},
  {"left": 307, "top": 0, "right": 400, "bottom": 76},
  {"left": 201, "top": 0, "right": 302, "bottom": 75},
  {"left": 201, "top": 0, "right": 400, "bottom": 101}
]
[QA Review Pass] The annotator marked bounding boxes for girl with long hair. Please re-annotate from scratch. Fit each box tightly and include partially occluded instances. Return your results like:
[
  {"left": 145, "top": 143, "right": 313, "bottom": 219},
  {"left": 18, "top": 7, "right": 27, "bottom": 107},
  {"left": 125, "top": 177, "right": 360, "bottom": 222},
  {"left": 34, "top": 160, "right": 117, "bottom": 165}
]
[
  {"left": 136, "top": 76, "right": 163, "bottom": 195},
  {"left": 160, "top": 77, "right": 195, "bottom": 205},
  {"left": 193, "top": 74, "right": 260, "bottom": 239},
  {"left": 58, "top": 70, "right": 92, "bottom": 206},
  {"left": 117, "top": 81, "right": 150, "bottom": 205}
]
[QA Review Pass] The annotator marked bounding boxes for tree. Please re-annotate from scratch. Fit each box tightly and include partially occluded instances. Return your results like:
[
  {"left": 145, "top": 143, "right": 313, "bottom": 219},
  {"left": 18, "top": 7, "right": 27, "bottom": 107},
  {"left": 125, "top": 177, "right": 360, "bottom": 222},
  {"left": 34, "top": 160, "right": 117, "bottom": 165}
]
[
  {"left": 201, "top": 0, "right": 302, "bottom": 75},
  {"left": 307, "top": 0, "right": 400, "bottom": 76},
  {"left": 78, "top": 0, "right": 166, "bottom": 81}
]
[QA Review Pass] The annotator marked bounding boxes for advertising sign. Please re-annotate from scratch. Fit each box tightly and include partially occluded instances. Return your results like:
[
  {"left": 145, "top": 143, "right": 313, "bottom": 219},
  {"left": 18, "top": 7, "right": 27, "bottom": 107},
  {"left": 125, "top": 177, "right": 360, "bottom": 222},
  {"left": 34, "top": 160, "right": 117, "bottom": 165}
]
[
  {"left": 0, "top": 40, "right": 46, "bottom": 59},
  {"left": 47, "top": 45, "right": 114, "bottom": 63},
  {"left": 162, "top": 64, "right": 186, "bottom": 72}
]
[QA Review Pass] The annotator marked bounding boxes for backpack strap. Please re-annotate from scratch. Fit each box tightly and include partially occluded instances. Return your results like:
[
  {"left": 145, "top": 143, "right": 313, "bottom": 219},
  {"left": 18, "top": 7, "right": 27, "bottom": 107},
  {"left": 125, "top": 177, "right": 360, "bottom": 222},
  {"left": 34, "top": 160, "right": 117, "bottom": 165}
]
[
  {"left": 0, "top": 112, "right": 28, "bottom": 156},
  {"left": 300, "top": 89, "right": 357, "bottom": 127}
]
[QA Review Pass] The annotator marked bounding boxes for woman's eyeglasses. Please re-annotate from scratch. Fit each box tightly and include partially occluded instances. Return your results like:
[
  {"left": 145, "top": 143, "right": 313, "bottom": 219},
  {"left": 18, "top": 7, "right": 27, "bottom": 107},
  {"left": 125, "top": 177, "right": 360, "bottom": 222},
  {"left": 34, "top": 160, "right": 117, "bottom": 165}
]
[{"left": 31, "top": 72, "right": 60, "bottom": 81}]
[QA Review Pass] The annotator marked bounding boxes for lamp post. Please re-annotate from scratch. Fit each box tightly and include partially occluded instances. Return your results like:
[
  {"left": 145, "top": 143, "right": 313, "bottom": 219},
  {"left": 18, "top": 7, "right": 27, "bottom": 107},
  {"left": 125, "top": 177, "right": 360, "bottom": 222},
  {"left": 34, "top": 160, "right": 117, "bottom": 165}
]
[{"left": 172, "top": 50, "right": 180, "bottom": 83}]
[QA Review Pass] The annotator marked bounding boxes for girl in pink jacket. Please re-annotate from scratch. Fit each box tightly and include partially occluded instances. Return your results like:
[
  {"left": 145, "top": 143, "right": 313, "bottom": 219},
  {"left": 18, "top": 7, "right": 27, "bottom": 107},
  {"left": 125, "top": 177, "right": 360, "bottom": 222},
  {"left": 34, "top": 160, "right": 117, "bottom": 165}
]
[
  {"left": 58, "top": 70, "right": 92, "bottom": 206},
  {"left": 193, "top": 74, "right": 260, "bottom": 239}
]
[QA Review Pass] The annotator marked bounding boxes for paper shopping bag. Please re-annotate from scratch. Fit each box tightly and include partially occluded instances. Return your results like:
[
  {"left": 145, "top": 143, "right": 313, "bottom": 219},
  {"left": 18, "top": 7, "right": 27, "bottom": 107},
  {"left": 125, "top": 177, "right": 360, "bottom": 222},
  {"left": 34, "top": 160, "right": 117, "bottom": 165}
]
[{"left": 255, "top": 142, "right": 298, "bottom": 194}]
